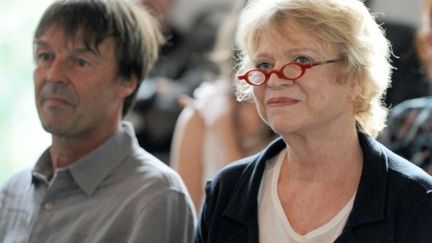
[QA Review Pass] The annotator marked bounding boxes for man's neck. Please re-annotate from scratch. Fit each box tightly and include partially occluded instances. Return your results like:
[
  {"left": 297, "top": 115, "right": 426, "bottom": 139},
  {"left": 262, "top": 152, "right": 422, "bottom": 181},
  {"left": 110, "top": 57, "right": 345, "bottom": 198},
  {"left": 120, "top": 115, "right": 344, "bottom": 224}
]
[{"left": 49, "top": 126, "right": 119, "bottom": 169}]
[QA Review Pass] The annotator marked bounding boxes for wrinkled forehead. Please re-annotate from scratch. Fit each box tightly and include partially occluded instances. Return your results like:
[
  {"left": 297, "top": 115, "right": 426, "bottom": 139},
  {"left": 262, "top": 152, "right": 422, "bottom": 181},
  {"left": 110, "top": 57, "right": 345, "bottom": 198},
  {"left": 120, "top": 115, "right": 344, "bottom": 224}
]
[
  {"left": 34, "top": 2, "right": 115, "bottom": 52},
  {"left": 249, "top": 18, "right": 331, "bottom": 56},
  {"left": 36, "top": 24, "right": 108, "bottom": 55}
]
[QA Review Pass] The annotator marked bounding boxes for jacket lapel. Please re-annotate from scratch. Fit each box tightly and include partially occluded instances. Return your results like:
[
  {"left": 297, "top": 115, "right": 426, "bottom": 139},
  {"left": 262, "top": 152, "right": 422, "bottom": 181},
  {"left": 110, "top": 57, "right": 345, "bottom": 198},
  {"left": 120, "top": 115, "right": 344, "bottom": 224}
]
[
  {"left": 334, "top": 221, "right": 359, "bottom": 243},
  {"left": 350, "top": 134, "right": 388, "bottom": 224},
  {"left": 336, "top": 133, "right": 389, "bottom": 241},
  {"left": 221, "top": 138, "right": 286, "bottom": 243}
]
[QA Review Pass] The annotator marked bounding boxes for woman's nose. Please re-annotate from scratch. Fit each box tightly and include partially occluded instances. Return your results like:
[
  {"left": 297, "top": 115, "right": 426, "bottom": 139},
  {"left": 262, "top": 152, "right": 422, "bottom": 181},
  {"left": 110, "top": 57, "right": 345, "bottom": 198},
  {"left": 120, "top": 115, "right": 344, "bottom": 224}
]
[{"left": 266, "top": 69, "right": 295, "bottom": 88}]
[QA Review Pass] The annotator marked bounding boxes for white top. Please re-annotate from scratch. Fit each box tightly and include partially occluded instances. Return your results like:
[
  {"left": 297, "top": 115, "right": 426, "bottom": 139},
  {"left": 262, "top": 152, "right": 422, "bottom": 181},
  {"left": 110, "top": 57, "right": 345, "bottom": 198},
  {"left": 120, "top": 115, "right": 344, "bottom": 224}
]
[
  {"left": 193, "top": 80, "right": 234, "bottom": 183},
  {"left": 258, "top": 150, "right": 356, "bottom": 243}
]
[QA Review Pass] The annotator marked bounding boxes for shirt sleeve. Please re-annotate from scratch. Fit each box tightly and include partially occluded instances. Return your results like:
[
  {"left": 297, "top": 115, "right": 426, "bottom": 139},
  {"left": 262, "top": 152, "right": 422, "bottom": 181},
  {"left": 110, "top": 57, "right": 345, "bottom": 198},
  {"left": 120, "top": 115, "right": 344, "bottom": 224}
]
[{"left": 127, "top": 189, "right": 196, "bottom": 243}]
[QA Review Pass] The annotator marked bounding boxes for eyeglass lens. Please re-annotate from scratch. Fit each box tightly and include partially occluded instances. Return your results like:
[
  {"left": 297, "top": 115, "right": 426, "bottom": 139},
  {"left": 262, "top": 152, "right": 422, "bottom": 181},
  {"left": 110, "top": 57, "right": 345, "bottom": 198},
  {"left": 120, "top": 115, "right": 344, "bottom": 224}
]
[
  {"left": 282, "top": 64, "right": 302, "bottom": 79},
  {"left": 248, "top": 71, "right": 266, "bottom": 85},
  {"left": 247, "top": 64, "right": 303, "bottom": 85}
]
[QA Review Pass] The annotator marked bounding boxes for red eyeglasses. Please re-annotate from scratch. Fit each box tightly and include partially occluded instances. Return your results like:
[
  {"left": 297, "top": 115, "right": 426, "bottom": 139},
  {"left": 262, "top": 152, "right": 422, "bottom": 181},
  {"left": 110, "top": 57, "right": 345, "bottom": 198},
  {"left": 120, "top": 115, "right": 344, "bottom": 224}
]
[{"left": 237, "top": 59, "right": 340, "bottom": 86}]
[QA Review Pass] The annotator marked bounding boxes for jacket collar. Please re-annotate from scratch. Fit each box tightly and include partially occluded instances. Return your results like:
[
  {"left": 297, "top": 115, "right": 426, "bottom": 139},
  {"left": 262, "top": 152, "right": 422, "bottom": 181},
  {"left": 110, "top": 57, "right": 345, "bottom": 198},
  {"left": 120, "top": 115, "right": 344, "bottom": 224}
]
[
  {"left": 222, "top": 132, "right": 388, "bottom": 229},
  {"left": 349, "top": 133, "right": 387, "bottom": 226},
  {"left": 223, "top": 138, "right": 285, "bottom": 223}
]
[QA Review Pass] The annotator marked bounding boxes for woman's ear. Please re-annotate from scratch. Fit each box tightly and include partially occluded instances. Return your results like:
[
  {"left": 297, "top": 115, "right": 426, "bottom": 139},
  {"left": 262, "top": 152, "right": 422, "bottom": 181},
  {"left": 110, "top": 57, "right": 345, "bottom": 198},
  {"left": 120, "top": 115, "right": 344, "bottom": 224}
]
[{"left": 346, "top": 72, "right": 363, "bottom": 103}]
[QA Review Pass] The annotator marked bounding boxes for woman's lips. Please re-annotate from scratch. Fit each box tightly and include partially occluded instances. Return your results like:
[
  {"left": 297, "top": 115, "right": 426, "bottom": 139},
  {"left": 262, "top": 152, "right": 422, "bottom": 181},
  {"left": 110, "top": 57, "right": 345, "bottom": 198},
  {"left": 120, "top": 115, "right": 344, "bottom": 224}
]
[{"left": 266, "top": 97, "right": 300, "bottom": 107}]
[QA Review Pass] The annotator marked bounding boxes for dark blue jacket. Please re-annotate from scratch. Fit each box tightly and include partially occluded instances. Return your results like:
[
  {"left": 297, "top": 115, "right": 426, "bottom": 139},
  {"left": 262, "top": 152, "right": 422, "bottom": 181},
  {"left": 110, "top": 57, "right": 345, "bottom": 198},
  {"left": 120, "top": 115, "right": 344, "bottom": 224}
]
[{"left": 195, "top": 133, "right": 432, "bottom": 242}]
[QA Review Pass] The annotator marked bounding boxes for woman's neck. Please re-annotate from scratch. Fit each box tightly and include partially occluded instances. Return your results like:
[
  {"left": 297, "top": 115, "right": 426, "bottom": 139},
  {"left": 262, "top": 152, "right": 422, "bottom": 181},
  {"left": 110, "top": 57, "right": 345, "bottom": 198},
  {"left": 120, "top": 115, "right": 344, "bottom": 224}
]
[{"left": 281, "top": 125, "right": 363, "bottom": 184}]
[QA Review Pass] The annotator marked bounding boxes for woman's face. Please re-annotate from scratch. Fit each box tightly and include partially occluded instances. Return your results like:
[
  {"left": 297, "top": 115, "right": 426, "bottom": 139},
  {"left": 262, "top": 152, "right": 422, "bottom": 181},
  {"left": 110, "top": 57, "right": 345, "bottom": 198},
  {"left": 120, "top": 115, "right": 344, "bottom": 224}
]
[{"left": 249, "top": 20, "right": 355, "bottom": 137}]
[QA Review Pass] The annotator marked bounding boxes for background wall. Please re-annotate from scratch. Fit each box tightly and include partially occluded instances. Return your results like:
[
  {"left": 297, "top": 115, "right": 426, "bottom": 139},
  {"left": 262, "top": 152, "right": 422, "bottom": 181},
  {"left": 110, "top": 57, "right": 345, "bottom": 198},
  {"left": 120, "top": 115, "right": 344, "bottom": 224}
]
[
  {"left": 371, "top": 0, "right": 421, "bottom": 26},
  {"left": 170, "top": 0, "right": 423, "bottom": 32}
]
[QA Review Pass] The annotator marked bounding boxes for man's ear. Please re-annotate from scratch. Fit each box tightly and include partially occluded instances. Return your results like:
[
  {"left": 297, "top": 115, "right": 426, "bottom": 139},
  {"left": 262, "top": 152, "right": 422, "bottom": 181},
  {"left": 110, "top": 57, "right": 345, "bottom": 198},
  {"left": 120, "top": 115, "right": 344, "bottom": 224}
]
[{"left": 118, "top": 74, "right": 138, "bottom": 98}]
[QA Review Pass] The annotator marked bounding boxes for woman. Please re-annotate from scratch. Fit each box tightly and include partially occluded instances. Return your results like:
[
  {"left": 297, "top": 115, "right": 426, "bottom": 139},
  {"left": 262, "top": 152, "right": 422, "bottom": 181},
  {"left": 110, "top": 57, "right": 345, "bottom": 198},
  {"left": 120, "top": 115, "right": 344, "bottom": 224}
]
[
  {"left": 170, "top": 0, "right": 274, "bottom": 211},
  {"left": 380, "top": 0, "right": 432, "bottom": 174},
  {"left": 195, "top": 0, "right": 432, "bottom": 242}
]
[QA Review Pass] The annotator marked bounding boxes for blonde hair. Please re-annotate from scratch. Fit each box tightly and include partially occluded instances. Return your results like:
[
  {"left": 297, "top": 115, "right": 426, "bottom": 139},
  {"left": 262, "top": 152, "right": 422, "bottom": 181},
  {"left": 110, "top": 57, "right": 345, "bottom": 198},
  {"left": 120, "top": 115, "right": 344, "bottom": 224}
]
[{"left": 235, "top": 0, "right": 392, "bottom": 137}]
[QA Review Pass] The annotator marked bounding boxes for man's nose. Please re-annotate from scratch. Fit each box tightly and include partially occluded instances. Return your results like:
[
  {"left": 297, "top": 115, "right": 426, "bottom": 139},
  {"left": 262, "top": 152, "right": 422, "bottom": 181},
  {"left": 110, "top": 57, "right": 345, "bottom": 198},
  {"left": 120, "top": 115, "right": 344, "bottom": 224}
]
[{"left": 46, "top": 59, "right": 67, "bottom": 83}]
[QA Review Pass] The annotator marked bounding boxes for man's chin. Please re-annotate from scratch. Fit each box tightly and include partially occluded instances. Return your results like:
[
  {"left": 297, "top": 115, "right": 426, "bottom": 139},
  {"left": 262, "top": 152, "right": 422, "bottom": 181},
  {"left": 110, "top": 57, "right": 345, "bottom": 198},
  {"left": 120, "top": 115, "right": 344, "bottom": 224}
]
[{"left": 41, "top": 121, "right": 71, "bottom": 136}]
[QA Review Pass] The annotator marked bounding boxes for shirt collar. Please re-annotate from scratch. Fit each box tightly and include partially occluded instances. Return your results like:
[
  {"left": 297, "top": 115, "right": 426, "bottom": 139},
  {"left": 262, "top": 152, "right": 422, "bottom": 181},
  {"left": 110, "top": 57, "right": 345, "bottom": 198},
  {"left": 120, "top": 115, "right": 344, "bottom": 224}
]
[
  {"left": 32, "top": 149, "right": 54, "bottom": 185},
  {"left": 32, "top": 121, "right": 139, "bottom": 196}
]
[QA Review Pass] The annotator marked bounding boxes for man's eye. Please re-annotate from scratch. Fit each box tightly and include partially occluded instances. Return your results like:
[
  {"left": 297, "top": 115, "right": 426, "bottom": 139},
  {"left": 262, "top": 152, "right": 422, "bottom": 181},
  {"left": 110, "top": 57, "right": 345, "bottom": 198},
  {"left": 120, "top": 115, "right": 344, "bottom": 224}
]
[
  {"left": 36, "top": 53, "right": 52, "bottom": 62},
  {"left": 76, "top": 58, "right": 89, "bottom": 67}
]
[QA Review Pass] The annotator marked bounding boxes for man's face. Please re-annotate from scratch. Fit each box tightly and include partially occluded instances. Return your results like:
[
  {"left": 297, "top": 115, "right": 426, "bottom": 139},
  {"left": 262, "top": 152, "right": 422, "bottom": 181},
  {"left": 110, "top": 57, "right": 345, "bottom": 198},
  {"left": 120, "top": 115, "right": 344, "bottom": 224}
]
[{"left": 33, "top": 27, "right": 135, "bottom": 139}]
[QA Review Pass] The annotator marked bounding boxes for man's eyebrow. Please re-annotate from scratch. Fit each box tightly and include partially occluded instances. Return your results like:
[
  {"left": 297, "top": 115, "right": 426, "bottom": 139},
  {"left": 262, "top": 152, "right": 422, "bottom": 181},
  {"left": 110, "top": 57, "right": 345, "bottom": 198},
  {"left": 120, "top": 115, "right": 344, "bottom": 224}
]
[
  {"left": 33, "top": 40, "right": 49, "bottom": 48},
  {"left": 33, "top": 40, "right": 99, "bottom": 57},
  {"left": 72, "top": 48, "right": 99, "bottom": 57}
]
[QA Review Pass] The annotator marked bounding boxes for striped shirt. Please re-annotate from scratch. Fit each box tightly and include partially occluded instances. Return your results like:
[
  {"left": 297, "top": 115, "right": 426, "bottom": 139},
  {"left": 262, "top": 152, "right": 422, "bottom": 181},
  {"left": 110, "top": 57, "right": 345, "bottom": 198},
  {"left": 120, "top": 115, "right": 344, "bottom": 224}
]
[{"left": 380, "top": 96, "right": 432, "bottom": 171}]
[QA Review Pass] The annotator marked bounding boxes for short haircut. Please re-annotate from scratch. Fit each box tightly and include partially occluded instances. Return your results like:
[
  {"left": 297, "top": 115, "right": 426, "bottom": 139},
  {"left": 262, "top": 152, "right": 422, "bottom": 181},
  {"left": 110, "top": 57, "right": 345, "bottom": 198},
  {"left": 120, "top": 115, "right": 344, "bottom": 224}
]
[
  {"left": 235, "top": 0, "right": 392, "bottom": 137},
  {"left": 34, "top": 0, "right": 163, "bottom": 116}
]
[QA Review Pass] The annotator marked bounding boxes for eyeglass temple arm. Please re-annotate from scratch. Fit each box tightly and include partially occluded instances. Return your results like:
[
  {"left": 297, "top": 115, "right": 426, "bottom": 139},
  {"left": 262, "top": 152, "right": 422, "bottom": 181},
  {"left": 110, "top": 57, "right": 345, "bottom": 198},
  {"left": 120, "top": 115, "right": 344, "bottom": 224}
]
[{"left": 312, "top": 59, "right": 340, "bottom": 66}]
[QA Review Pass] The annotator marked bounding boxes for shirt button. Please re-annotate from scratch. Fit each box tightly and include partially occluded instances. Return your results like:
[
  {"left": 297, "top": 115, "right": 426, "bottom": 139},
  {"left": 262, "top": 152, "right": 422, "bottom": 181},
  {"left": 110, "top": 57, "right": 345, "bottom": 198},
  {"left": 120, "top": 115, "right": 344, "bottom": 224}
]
[{"left": 44, "top": 202, "right": 54, "bottom": 210}]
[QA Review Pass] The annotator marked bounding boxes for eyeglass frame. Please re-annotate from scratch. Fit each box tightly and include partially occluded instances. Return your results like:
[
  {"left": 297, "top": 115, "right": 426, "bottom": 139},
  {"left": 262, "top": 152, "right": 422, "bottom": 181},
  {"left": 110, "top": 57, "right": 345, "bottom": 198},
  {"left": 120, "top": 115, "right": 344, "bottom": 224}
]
[{"left": 237, "top": 59, "right": 340, "bottom": 86}]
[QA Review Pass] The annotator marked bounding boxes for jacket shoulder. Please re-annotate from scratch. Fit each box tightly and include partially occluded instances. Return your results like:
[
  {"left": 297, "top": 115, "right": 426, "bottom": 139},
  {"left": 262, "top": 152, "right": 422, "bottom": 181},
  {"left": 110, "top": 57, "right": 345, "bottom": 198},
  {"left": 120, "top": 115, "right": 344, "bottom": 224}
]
[
  {"left": 382, "top": 148, "right": 432, "bottom": 240},
  {"left": 384, "top": 144, "right": 432, "bottom": 191},
  {"left": 206, "top": 154, "right": 259, "bottom": 195},
  {"left": 207, "top": 137, "right": 285, "bottom": 191}
]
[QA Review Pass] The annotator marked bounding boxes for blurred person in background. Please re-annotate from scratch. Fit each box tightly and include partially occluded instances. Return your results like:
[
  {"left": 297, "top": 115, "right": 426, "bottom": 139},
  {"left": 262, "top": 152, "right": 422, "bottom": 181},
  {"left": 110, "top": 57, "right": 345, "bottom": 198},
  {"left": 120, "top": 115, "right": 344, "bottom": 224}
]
[
  {"left": 364, "top": 0, "right": 430, "bottom": 107},
  {"left": 195, "top": 0, "right": 432, "bottom": 242},
  {"left": 0, "top": 1, "right": 195, "bottom": 242},
  {"left": 170, "top": 0, "right": 275, "bottom": 211},
  {"left": 130, "top": 0, "right": 224, "bottom": 162},
  {"left": 380, "top": 0, "right": 432, "bottom": 174}
]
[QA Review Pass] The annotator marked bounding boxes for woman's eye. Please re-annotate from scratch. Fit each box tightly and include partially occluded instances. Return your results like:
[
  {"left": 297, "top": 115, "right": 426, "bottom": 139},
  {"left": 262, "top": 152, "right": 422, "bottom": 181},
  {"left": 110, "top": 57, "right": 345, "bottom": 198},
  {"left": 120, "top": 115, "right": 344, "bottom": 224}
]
[
  {"left": 294, "top": 56, "right": 312, "bottom": 64},
  {"left": 256, "top": 62, "right": 272, "bottom": 70}
]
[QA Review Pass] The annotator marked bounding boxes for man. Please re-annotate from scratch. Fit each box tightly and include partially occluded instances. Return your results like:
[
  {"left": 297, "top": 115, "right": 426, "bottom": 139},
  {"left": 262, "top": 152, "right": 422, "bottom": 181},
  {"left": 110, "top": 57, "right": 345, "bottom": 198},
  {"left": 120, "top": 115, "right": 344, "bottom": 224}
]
[{"left": 0, "top": 1, "right": 195, "bottom": 242}]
